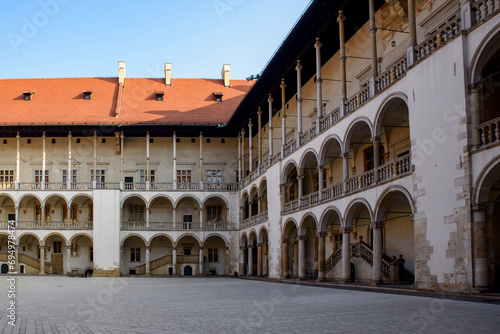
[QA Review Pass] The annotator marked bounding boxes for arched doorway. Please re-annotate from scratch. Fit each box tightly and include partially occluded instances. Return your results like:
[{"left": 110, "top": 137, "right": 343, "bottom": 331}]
[
  {"left": 299, "top": 215, "right": 318, "bottom": 280},
  {"left": 283, "top": 220, "right": 298, "bottom": 278},
  {"left": 1, "top": 263, "right": 8, "bottom": 273},
  {"left": 320, "top": 208, "right": 343, "bottom": 280},
  {"left": 148, "top": 234, "right": 174, "bottom": 276},
  {"left": 344, "top": 120, "right": 375, "bottom": 193},
  {"left": 122, "top": 235, "right": 146, "bottom": 275},
  {"left": 184, "top": 265, "right": 193, "bottom": 276},
  {"left": 44, "top": 234, "right": 68, "bottom": 275},
  {"left": 176, "top": 235, "right": 201, "bottom": 276},
  {"left": 203, "top": 235, "right": 228, "bottom": 275}
]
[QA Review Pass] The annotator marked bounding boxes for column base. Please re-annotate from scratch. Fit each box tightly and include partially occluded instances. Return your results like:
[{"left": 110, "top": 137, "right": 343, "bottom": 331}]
[
  {"left": 371, "top": 279, "right": 384, "bottom": 286},
  {"left": 341, "top": 279, "right": 352, "bottom": 284},
  {"left": 145, "top": 273, "right": 151, "bottom": 277},
  {"left": 39, "top": 272, "right": 46, "bottom": 275}
]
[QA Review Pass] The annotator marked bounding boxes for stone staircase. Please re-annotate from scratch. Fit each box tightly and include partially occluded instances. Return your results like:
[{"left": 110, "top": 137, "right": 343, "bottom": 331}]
[
  {"left": 137, "top": 255, "right": 173, "bottom": 275},
  {"left": 325, "top": 248, "right": 342, "bottom": 274},
  {"left": 0, "top": 252, "right": 52, "bottom": 273}
]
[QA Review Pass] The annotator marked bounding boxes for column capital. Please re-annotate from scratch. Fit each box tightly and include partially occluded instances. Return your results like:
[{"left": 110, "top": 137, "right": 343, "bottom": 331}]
[
  {"left": 314, "top": 37, "right": 322, "bottom": 48},
  {"left": 472, "top": 203, "right": 488, "bottom": 212},
  {"left": 370, "top": 221, "right": 385, "bottom": 229},
  {"left": 299, "top": 235, "right": 308, "bottom": 241},
  {"left": 337, "top": 10, "right": 346, "bottom": 22},
  {"left": 297, "top": 174, "right": 305, "bottom": 180},
  {"left": 268, "top": 94, "right": 273, "bottom": 103},
  {"left": 280, "top": 78, "right": 286, "bottom": 89},
  {"left": 40, "top": 245, "right": 46, "bottom": 249},
  {"left": 317, "top": 165, "right": 324, "bottom": 171},
  {"left": 146, "top": 246, "right": 151, "bottom": 251},
  {"left": 240, "top": 246, "right": 246, "bottom": 250},
  {"left": 296, "top": 60, "right": 303, "bottom": 71},
  {"left": 317, "top": 232, "right": 328, "bottom": 238},
  {"left": 241, "top": 128, "right": 246, "bottom": 136},
  {"left": 247, "top": 244, "right": 254, "bottom": 249},
  {"left": 257, "top": 107, "right": 262, "bottom": 115},
  {"left": 371, "top": 136, "right": 379, "bottom": 143},
  {"left": 257, "top": 243, "right": 263, "bottom": 248},
  {"left": 282, "top": 238, "right": 289, "bottom": 244},
  {"left": 248, "top": 119, "right": 253, "bottom": 127},
  {"left": 340, "top": 227, "right": 353, "bottom": 234}
]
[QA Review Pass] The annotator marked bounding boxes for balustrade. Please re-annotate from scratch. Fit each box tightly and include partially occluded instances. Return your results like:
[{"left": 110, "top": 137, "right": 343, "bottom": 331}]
[{"left": 476, "top": 117, "right": 500, "bottom": 148}]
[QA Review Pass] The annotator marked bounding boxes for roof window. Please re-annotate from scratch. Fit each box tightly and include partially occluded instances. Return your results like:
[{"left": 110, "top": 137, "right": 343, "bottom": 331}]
[
  {"left": 23, "top": 91, "right": 35, "bottom": 102},
  {"left": 155, "top": 91, "right": 165, "bottom": 102},
  {"left": 83, "top": 90, "right": 94, "bottom": 100},
  {"left": 213, "top": 92, "right": 223, "bottom": 103}
]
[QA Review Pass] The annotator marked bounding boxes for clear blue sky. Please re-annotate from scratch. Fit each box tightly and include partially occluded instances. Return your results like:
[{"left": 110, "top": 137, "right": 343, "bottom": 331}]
[{"left": 1, "top": 0, "right": 312, "bottom": 80}]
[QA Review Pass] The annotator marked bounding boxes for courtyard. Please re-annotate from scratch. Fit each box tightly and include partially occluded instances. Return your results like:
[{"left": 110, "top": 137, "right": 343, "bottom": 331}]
[{"left": 0, "top": 276, "right": 498, "bottom": 333}]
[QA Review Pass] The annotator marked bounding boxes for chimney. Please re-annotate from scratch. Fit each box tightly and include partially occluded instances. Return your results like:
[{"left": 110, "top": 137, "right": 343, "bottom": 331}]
[
  {"left": 165, "top": 63, "right": 172, "bottom": 86},
  {"left": 221, "top": 64, "right": 230, "bottom": 87},
  {"left": 118, "top": 61, "right": 126, "bottom": 85}
]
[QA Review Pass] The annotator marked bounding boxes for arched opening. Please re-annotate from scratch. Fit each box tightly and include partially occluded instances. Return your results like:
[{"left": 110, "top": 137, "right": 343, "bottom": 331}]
[
  {"left": 376, "top": 190, "right": 415, "bottom": 283},
  {"left": 122, "top": 196, "right": 147, "bottom": 229},
  {"left": 44, "top": 234, "right": 68, "bottom": 275},
  {"left": 203, "top": 196, "right": 227, "bottom": 230},
  {"left": 70, "top": 195, "right": 93, "bottom": 229},
  {"left": 241, "top": 192, "right": 249, "bottom": 220},
  {"left": 176, "top": 197, "right": 200, "bottom": 229},
  {"left": 258, "top": 228, "right": 269, "bottom": 277},
  {"left": 0, "top": 195, "right": 16, "bottom": 227},
  {"left": 184, "top": 265, "right": 193, "bottom": 276},
  {"left": 248, "top": 231, "right": 258, "bottom": 276},
  {"left": 259, "top": 180, "right": 268, "bottom": 213},
  {"left": 203, "top": 235, "right": 227, "bottom": 275},
  {"left": 149, "top": 235, "right": 174, "bottom": 275},
  {"left": 122, "top": 235, "right": 146, "bottom": 275},
  {"left": 249, "top": 186, "right": 259, "bottom": 217},
  {"left": 240, "top": 234, "right": 248, "bottom": 275},
  {"left": 321, "top": 209, "right": 343, "bottom": 280},
  {"left": 345, "top": 121, "right": 374, "bottom": 193},
  {"left": 18, "top": 195, "right": 42, "bottom": 228},
  {"left": 149, "top": 197, "right": 174, "bottom": 230},
  {"left": 300, "top": 215, "right": 318, "bottom": 279},
  {"left": 345, "top": 201, "right": 373, "bottom": 283},
  {"left": 283, "top": 163, "right": 299, "bottom": 213},
  {"left": 176, "top": 235, "right": 201, "bottom": 275},
  {"left": 283, "top": 220, "right": 298, "bottom": 278},
  {"left": 69, "top": 234, "right": 94, "bottom": 276},
  {"left": 18, "top": 234, "right": 41, "bottom": 274},
  {"left": 321, "top": 138, "right": 344, "bottom": 196},
  {"left": 300, "top": 151, "right": 320, "bottom": 197}
]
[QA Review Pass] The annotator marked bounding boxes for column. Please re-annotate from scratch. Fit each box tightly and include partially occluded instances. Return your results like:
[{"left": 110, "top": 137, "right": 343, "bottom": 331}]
[
  {"left": 146, "top": 132, "right": 150, "bottom": 184},
  {"left": 318, "top": 166, "right": 324, "bottom": 200},
  {"left": 257, "top": 108, "right": 263, "bottom": 167},
  {"left": 199, "top": 246, "right": 204, "bottom": 276},
  {"left": 120, "top": 247, "right": 124, "bottom": 276},
  {"left": 341, "top": 227, "right": 353, "bottom": 282},
  {"left": 199, "top": 208, "right": 204, "bottom": 229},
  {"left": 263, "top": 242, "right": 268, "bottom": 276},
  {"left": 343, "top": 153, "right": 349, "bottom": 193},
  {"left": 225, "top": 248, "right": 230, "bottom": 276},
  {"left": 199, "top": 132, "right": 203, "bottom": 187},
  {"left": 39, "top": 245, "right": 45, "bottom": 275},
  {"left": 296, "top": 60, "right": 303, "bottom": 143},
  {"left": 14, "top": 246, "right": 19, "bottom": 273},
  {"left": 268, "top": 94, "right": 274, "bottom": 161},
  {"left": 317, "top": 232, "right": 327, "bottom": 281},
  {"left": 473, "top": 205, "right": 488, "bottom": 288},
  {"left": 66, "top": 244, "right": 72, "bottom": 274},
  {"left": 338, "top": 11, "right": 348, "bottom": 116},
  {"left": 239, "top": 246, "right": 246, "bottom": 275},
  {"left": 146, "top": 207, "right": 150, "bottom": 229},
  {"left": 373, "top": 137, "right": 380, "bottom": 183},
  {"left": 42, "top": 132, "right": 46, "bottom": 190},
  {"left": 470, "top": 85, "right": 482, "bottom": 148},
  {"left": 282, "top": 239, "right": 289, "bottom": 278},
  {"left": 172, "top": 208, "right": 176, "bottom": 229},
  {"left": 371, "top": 221, "right": 384, "bottom": 284},
  {"left": 281, "top": 78, "right": 287, "bottom": 156},
  {"left": 67, "top": 132, "right": 72, "bottom": 190},
  {"left": 173, "top": 132, "right": 177, "bottom": 190},
  {"left": 247, "top": 244, "right": 253, "bottom": 276},
  {"left": 257, "top": 243, "right": 263, "bottom": 277},
  {"left": 293, "top": 239, "right": 298, "bottom": 278},
  {"left": 407, "top": 0, "right": 417, "bottom": 65},
  {"left": 248, "top": 119, "right": 253, "bottom": 173},
  {"left": 172, "top": 247, "right": 177, "bottom": 275},
  {"left": 120, "top": 132, "right": 124, "bottom": 188},
  {"left": 241, "top": 128, "right": 246, "bottom": 178},
  {"left": 298, "top": 174, "right": 304, "bottom": 203},
  {"left": 15, "top": 133, "right": 20, "bottom": 188},
  {"left": 257, "top": 196, "right": 262, "bottom": 214},
  {"left": 145, "top": 246, "right": 150, "bottom": 275},
  {"left": 369, "top": 0, "right": 378, "bottom": 97},
  {"left": 238, "top": 132, "right": 242, "bottom": 182},
  {"left": 298, "top": 236, "right": 306, "bottom": 280},
  {"left": 15, "top": 207, "right": 19, "bottom": 228},
  {"left": 314, "top": 38, "right": 323, "bottom": 132},
  {"left": 93, "top": 131, "right": 97, "bottom": 188}
]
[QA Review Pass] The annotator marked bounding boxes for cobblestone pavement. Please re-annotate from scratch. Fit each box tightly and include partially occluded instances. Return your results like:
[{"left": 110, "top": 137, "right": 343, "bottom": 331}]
[{"left": 0, "top": 276, "right": 499, "bottom": 333}]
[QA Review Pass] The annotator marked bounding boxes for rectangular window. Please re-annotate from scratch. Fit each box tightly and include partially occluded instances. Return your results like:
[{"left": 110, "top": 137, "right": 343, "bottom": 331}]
[
  {"left": 53, "top": 241, "right": 62, "bottom": 254},
  {"left": 129, "top": 206, "right": 145, "bottom": 222},
  {"left": 90, "top": 170, "right": 106, "bottom": 183},
  {"left": 62, "top": 170, "right": 77, "bottom": 183},
  {"left": 288, "top": 184, "right": 296, "bottom": 201},
  {"left": 63, "top": 204, "right": 78, "bottom": 221},
  {"left": 183, "top": 214, "right": 192, "bottom": 229},
  {"left": 34, "top": 170, "right": 49, "bottom": 183},
  {"left": 177, "top": 170, "right": 191, "bottom": 183},
  {"left": 207, "top": 206, "right": 222, "bottom": 222},
  {"left": 36, "top": 205, "right": 51, "bottom": 222},
  {"left": 0, "top": 170, "right": 14, "bottom": 183},
  {"left": 140, "top": 170, "right": 155, "bottom": 183},
  {"left": 130, "top": 248, "right": 141, "bottom": 262},
  {"left": 184, "top": 248, "right": 192, "bottom": 256},
  {"left": 208, "top": 248, "right": 219, "bottom": 262},
  {"left": 89, "top": 247, "right": 93, "bottom": 262},
  {"left": 206, "top": 170, "right": 222, "bottom": 184}
]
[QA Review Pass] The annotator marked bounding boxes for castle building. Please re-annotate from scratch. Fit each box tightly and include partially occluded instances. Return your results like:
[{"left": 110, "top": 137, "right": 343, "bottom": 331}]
[{"left": 0, "top": 0, "right": 499, "bottom": 293}]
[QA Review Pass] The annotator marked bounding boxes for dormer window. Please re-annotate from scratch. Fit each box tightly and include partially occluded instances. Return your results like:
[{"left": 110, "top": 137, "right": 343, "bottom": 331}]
[
  {"left": 23, "top": 91, "right": 35, "bottom": 102},
  {"left": 155, "top": 91, "right": 164, "bottom": 102},
  {"left": 83, "top": 90, "right": 94, "bottom": 101},
  {"left": 213, "top": 92, "right": 223, "bottom": 103}
]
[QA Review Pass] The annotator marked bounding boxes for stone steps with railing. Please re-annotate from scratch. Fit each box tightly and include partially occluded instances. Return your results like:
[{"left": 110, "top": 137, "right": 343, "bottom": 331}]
[
  {"left": 137, "top": 254, "right": 173, "bottom": 275},
  {"left": 325, "top": 248, "right": 342, "bottom": 274}
]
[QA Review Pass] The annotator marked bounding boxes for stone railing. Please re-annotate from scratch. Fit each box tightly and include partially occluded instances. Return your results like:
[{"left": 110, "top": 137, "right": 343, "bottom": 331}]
[
  {"left": 321, "top": 182, "right": 343, "bottom": 202},
  {"left": 358, "top": 240, "right": 391, "bottom": 279},
  {"left": 283, "top": 139, "right": 298, "bottom": 158},
  {"left": 320, "top": 108, "right": 341, "bottom": 132},
  {"left": 177, "top": 255, "right": 199, "bottom": 263},
  {"left": 270, "top": 153, "right": 281, "bottom": 166},
  {"left": 472, "top": 0, "right": 500, "bottom": 23},
  {"left": 241, "top": 211, "right": 268, "bottom": 229},
  {"left": 345, "top": 86, "right": 371, "bottom": 115},
  {"left": 325, "top": 247, "right": 342, "bottom": 274},
  {"left": 148, "top": 222, "right": 174, "bottom": 230},
  {"left": 14, "top": 220, "right": 93, "bottom": 230},
  {"left": 124, "top": 183, "right": 146, "bottom": 190},
  {"left": 299, "top": 127, "right": 317, "bottom": 146},
  {"left": 299, "top": 192, "right": 320, "bottom": 209},
  {"left": 345, "top": 170, "right": 375, "bottom": 194},
  {"left": 122, "top": 221, "right": 203, "bottom": 231},
  {"left": 177, "top": 183, "right": 200, "bottom": 190},
  {"left": 415, "top": 13, "right": 461, "bottom": 62},
  {"left": 202, "top": 183, "right": 239, "bottom": 191},
  {"left": 121, "top": 221, "right": 147, "bottom": 230},
  {"left": 377, "top": 154, "right": 412, "bottom": 183},
  {"left": 205, "top": 221, "right": 228, "bottom": 230},
  {"left": 377, "top": 56, "right": 408, "bottom": 92},
  {"left": 150, "top": 182, "right": 173, "bottom": 191},
  {"left": 283, "top": 199, "right": 299, "bottom": 214},
  {"left": 476, "top": 117, "right": 500, "bottom": 148}
]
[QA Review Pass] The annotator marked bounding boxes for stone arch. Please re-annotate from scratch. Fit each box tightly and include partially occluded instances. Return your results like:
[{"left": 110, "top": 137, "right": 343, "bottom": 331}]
[
  {"left": 374, "top": 185, "right": 415, "bottom": 221},
  {"left": 69, "top": 233, "right": 93, "bottom": 245},
  {"left": 203, "top": 233, "right": 229, "bottom": 247},
  {"left": 470, "top": 22, "right": 500, "bottom": 84},
  {"left": 474, "top": 155, "right": 500, "bottom": 205},
  {"left": 373, "top": 93, "right": 409, "bottom": 136},
  {"left": 282, "top": 159, "right": 299, "bottom": 182},
  {"left": 121, "top": 194, "right": 148, "bottom": 208},
  {"left": 298, "top": 148, "right": 319, "bottom": 170},
  {"left": 343, "top": 117, "right": 374, "bottom": 153},
  {"left": 43, "top": 232, "right": 68, "bottom": 246},
  {"left": 299, "top": 212, "right": 319, "bottom": 234},
  {"left": 148, "top": 194, "right": 175, "bottom": 208},
  {"left": 174, "top": 194, "right": 201, "bottom": 208},
  {"left": 283, "top": 218, "right": 298, "bottom": 236},
  {"left": 68, "top": 193, "right": 93, "bottom": 206},
  {"left": 201, "top": 194, "right": 229, "bottom": 208},
  {"left": 121, "top": 234, "right": 148, "bottom": 247},
  {"left": 175, "top": 233, "right": 202, "bottom": 247},
  {"left": 148, "top": 233, "right": 175, "bottom": 246},
  {"left": 258, "top": 226, "right": 269, "bottom": 244},
  {"left": 344, "top": 198, "right": 374, "bottom": 229},
  {"left": 319, "top": 206, "right": 343, "bottom": 233},
  {"left": 17, "top": 232, "right": 41, "bottom": 246}
]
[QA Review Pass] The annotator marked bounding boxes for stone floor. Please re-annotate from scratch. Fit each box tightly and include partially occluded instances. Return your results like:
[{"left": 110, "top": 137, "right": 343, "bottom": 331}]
[{"left": 0, "top": 276, "right": 499, "bottom": 333}]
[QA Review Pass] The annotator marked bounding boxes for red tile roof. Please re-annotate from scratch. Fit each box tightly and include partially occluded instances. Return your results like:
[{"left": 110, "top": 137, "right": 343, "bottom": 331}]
[{"left": 0, "top": 77, "right": 253, "bottom": 126}]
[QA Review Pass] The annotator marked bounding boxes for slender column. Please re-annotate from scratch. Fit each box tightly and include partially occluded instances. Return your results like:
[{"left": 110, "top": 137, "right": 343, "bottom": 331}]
[
  {"left": 199, "top": 208, "right": 204, "bottom": 229},
  {"left": 341, "top": 227, "right": 353, "bottom": 282},
  {"left": 68, "top": 132, "right": 72, "bottom": 190},
  {"left": 120, "top": 247, "right": 124, "bottom": 276},
  {"left": 296, "top": 60, "right": 303, "bottom": 143},
  {"left": 338, "top": 12, "right": 347, "bottom": 103},
  {"left": 199, "top": 246, "right": 204, "bottom": 276},
  {"left": 67, "top": 200, "right": 71, "bottom": 222},
  {"left": 407, "top": 0, "right": 417, "bottom": 65},
  {"left": 145, "top": 246, "right": 150, "bottom": 275},
  {"left": 314, "top": 38, "right": 323, "bottom": 132},
  {"left": 282, "top": 239, "right": 289, "bottom": 278},
  {"left": 241, "top": 129, "right": 246, "bottom": 178},
  {"left": 318, "top": 166, "right": 324, "bottom": 200},
  {"left": 373, "top": 137, "right": 380, "bottom": 183},
  {"left": 257, "top": 243, "right": 263, "bottom": 277},
  {"left": 238, "top": 132, "right": 242, "bottom": 182},
  {"left": 317, "top": 232, "right": 327, "bottom": 281},
  {"left": 247, "top": 244, "right": 253, "bottom": 276},
  {"left": 248, "top": 120, "right": 253, "bottom": 173},
  {"left": 146, "top": 207, "right": 150, "bottom": 229},
  {"left": 66, "top": 244, "right": 71, "bottom": 274},
  {"left": 343, "top": 153, "right": 349, "bottom": 193},
  {"left": 369, "top": 0, "right": 378, "bottom": 97},
  {"left": 248, "top": 202, "right": 252, "bottom": 218},
  {"left": 225, "top": 248, "right": 230, "bottom": 276},
  {"left": 14, "top": 246, "right": 19, "bottom": 273},
  {"left": 298, "top": 236, "right": 306, "bottom": 280},
  {"left": 120, "top": 132, "right": 124, "bottom": 184},
  {"left": 281, "top": 78, "right": 287, "bottom": 156},
  {"left": 199, "top": 132, "right": 203, "bottom": 185},
  {"left": 15, "top": 207, "right": 19, "bottom": 228},
  {"left": 470, "top": 85, "right": 482, "bottom": 148},
  {"left": 39, "top": 245, "right": 45, "bottom": 275},
  {"left": 42, "top": 132, "right": 46, "bottom": 189},
  {"left": 173, "top": 132, "right": 177, "bottom": 190},
  {"left": 268, "top": 95, "right": 274, "bottom": 160},
  {"left": 239, "top": 246, "right": 246, "bottom": 275},
  {"left": 293, "top": 239, "right": 298, "bottom": 278},
  {"left": 257, "top": 196, "right": 262, "bottom": 214},
  {"left": 371, "top": 221, "right": 384, "bottom": 284},
  {"left": 16, "top": 133, "right": 20, "bottom": 185},
  {"left": 172, "top": 208, "right": 176, "bottom": 229},
  {"left": 257, "top": 108, "right": 263, "bottom": 167},
  {"left": 146, "top": 132, "right": 150, "bottom": 182},
  {"left": 41, "top": 206, "right": 45, "bottom": 224},
  {"left": 263, "top": 242, "right": 268, "bottom": 276},
  {"left": 172, "top": 247, "right": 177, "bottom": 275},
  {"left": 93, "top": 132, "right": 97, "bottom": 188},
  {"left": 298, "top": 174, "right": 304, "bottom": 200},
  {"left": 473, "top": 205, "right": 488, "bottom": 288}
]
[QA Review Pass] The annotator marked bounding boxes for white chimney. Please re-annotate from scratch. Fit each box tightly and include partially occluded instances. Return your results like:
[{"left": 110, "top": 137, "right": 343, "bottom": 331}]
[
  {"left": 118, "top": 61, "right": 126, "bottom": 85},
  {"left": 165, "top": 63, "right": 172, "bottom": 86},
  {"left": 221, "top": 64, "right": 230, "bottom": 87}
]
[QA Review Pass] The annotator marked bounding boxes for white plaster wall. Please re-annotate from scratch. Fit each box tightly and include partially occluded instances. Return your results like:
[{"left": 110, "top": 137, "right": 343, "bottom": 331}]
[{"left": 93, "top": 190, "right": 120, "bottom": 274}]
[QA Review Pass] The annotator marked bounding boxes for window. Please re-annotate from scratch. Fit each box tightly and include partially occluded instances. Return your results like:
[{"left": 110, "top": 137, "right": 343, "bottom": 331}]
[
  {"left": 129, "top": 206, "right": 145, "bottom": 222},
  {"left": 51, "top": 139, "right": 56, "bottom": 144},
  {"left": 184, "top": 248, "right": 192, "bottom": 256},
  {"left": 53, "top": 241, "right": 62, "bottom": 254},
  {"left": 155, "top": 91, "right": 164, "bottom": 101},
  {"left": 183, "top": 214, "right": 192, "bottom": 229},
  {"left": 62, "top": 204, "right": 78, "bottom": 221},
  {"left": 333, "top": 233, "right": 343, "bottom": 251},
  {"left": 23, "top": 91, "right": 35, "bottom": 101},
  {"left": 208, "top": 248, "right": 219, "bottom": 262},
  {"left": 363, "top": 145, "right": 385, "bottom": 172},
  {"left": 36, "top": 205, "right": 51, "bottom": 222},
  {"left": 89, "top": 247, "right": 93, "bottom": 262},
  {"left": 207, "top": 206, "right": 222, "bottom": 222},
  {"left": 0, "top": 170, "right": 14, "bottom": 183},
  {"left": 140, "top": 170, "right": 155, "bottom": 183},
  {"left": 288, "top": 183, "right": 296, "bottom": 201},
  {"left": 130, "top": 248, "right": 141, "bottom": 262},
  {"left": 206, "top": 170, "right": 222, "bottom": 184},
  {"left": 90, "top": 170, "right": 106, "bottom": 183},
  {"left": 34, "top": 170, "right": 49, "bottom": 183},
  {"left": 2, "top": 140, "right": 6, "bottom": 144},
  {"left": 177, "top": 170, "right": 191, "bottom": 183},
  {"left": 213, "top": 92, "right": 223, "bottom": 103},
  {"left": 62, "top": 170, "right": 77, "bottom": 183},
  {"left": 83, "top": 90, "right": 94, "bottom": 100}
]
